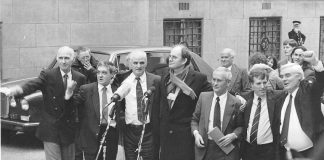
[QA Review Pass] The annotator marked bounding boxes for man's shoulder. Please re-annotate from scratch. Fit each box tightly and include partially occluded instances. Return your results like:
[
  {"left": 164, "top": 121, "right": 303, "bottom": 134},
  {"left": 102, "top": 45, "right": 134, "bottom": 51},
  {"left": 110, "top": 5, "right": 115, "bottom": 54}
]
[
  {"left": 232, "top": 64, "right": 247, "bottom": 73},
  {"left": 227, "top": 92, "right": 242, "bottom": 104},
  {"left": 200, "top": 91, "right": 213, "bottom": 97},
  {"left": 189, "top": 69, "right": 208, "bottom": 79},
  {"left": 146, "top": 72, "right": 161, "bottom": 81}
]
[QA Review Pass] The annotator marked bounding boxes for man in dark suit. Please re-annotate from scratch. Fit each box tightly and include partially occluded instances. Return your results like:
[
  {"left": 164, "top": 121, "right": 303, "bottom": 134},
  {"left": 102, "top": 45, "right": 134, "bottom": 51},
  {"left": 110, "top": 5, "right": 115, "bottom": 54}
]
[
  {"left": 241, "top": 68, "right": 283, "bottom": 160},
  {"left": 191, "top": 67, "right": 243, "bottom": 160},
  {"left": 65, "top": 61, "right": 119, "bottom": 160},
  {"left": 2, "top": 46, "right": 86, "bottom": 160},
  {"left": 159, "top": 45, "right": 212, "bottom": 160},
  {"left": 115, "top": 50, "right": 161, "bottom": 160},
  {"left": 288, "top": 21, "right": 306, "bottom": 46},
  {"left": 220, "top": 48, "right": 250, "bottom": 95},
  {"left": 278, "top": 51, "right": 324, "bottom": 159},
  {"left": 72, "top": 46, "right": 99, "bottom": 83}
]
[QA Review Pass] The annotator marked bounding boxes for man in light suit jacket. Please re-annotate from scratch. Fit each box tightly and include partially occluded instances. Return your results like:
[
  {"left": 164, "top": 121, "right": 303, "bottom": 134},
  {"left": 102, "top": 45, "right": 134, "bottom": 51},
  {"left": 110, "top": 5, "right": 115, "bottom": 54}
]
[
  {"left": 2, "top": 46, "right": 86, "bottom": 160},
  {"left": 115, "top": 50, "right": 161, "bottom": 160},
  {"left": 65, "top": 61, "right": 119, "bottom": 160},
  {"left": 220, "top": 48, "right": 250, "bottom": 95},
  {"left": 278, "top": 51, "right": 324, "bottom": 159},
  {"left": 191, "top": 67, "right": 243, "bottom": 160}
]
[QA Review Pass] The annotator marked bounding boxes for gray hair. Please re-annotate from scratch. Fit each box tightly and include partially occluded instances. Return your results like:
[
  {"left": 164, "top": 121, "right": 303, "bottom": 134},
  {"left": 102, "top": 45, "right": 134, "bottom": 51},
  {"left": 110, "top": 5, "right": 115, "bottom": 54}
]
[
  {"left": 57, "top": 46, "right": 75, "bottom": 59},
  {"left": 222, "top": 48, "right": 236, "bottom": 57},
  {"left": 214, "top": 67, "right": 232, "bottom": 81},
  {"left": 281, "top": 63, "right": 304, "bottom": 79},
  {"left": 127, "top": 50, "right": 147, "bottom": 62}
]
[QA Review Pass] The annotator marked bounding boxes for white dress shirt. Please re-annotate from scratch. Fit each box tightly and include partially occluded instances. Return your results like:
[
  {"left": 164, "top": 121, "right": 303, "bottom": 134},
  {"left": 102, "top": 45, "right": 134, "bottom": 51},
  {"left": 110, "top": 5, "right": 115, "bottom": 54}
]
[
  {"left": 208, "top": 92, "right": 227, "bottom": 139},
  {"left": 246, "top": 94, "right": 273, "bottom": 144},
  {"left": 123, "top": 73, "right": 149, "bottom": 125},
  {"left": 98, "top": 84, "right": 116, "bottom": 127},
  {"left": 60, "top": 69, "right": 72, "bottom": 82},
  {"left": 280, "top": 88, "right": 313, "bottom": 151}
]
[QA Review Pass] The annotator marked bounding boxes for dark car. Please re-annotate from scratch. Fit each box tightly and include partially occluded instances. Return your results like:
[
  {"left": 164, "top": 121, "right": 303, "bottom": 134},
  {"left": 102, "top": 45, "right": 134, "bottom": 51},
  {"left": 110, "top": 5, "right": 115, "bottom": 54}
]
[{"left": 1, "top": 47, "right": 213, "bottom": 140}]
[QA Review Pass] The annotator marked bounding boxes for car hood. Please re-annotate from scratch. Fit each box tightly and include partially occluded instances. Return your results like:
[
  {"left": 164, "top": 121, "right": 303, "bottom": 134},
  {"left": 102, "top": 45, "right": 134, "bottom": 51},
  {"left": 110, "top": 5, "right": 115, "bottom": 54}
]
[{"left": 1, "top": 77, "right": 38, "bottom": 88}]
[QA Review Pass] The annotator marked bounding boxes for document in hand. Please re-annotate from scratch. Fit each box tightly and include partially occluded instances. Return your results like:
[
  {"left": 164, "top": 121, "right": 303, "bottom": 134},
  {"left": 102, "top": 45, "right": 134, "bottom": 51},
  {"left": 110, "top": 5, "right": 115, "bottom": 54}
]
[{"left": 207, "top": 127, "right": 235, "bottom": 155}]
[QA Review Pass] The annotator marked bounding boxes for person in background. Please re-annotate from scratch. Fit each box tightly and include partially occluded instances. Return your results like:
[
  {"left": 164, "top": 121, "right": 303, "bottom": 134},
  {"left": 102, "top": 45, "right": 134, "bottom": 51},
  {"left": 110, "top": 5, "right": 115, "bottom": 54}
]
[
  {"left": 72, "top": 46, "right": 99, "bottom": 83},
  {"left": 279, "top": 39, "right": 298, "bottom": 66},
  {"left": 288, "top": 21, "right": 306, "bottom": 46},
  {"left": 267, "top": 55, "right": 278, "bottom": 70},
  {"left": 220, "top": 48, "right": 250, "bottom": 95},
  {"left": 249, "top": 52, "right": 284, "bottom": 90},
  {"left": 290, "top": 46, "right": 314, "bottom": 79}
]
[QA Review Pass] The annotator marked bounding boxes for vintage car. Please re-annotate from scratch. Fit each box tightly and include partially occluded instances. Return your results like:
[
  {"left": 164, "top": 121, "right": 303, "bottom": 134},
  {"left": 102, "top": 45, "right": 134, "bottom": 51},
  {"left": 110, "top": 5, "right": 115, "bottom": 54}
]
[{"left": 1, "top": 47, "right": 213, "bottom": 141}]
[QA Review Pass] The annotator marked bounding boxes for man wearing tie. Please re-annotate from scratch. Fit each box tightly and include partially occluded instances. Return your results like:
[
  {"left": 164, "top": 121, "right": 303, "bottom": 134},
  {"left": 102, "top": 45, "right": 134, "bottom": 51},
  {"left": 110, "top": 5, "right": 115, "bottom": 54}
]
[
  {"left": 278, "top": 51, "right": 324, "bottom": 159},
  {"left": 191, "top": 67, "right": 243, "bottom": 160},
  {"left": 1, "top": 46, "right": 86, "bottom": 160},
  {"left": 116, "top": 51, "right": 161, "bottom": 160},
  {"left": 220, "top": 48, "right": 250, "bottom": 95},
  {"left": 65, "top": 61, "right": 119, "bottom": 160},
  {"left": 240, "top": 68, "right": 283, "bottom": 160}
]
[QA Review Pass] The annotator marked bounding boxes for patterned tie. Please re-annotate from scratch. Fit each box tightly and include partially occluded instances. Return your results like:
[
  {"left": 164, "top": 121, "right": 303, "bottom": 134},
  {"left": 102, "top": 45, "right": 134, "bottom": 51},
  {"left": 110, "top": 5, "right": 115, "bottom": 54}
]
[
  {"left": 102, "top": 86, "right": 108, "bottom": 124},
  {"left": 63, "top": 74, "right": 68, "bottom": 91},
  {"left": 136, "top": 77, "right": 145, "bottom": 123},
  {"left": 250, "top": 97, "right": 262, "bottom": 145},
  {"left": 280, "top": 94, "right": 293, "bottom": 146},
  {"left": 213, "top": 97, "right": 221, "bottom": 129}
]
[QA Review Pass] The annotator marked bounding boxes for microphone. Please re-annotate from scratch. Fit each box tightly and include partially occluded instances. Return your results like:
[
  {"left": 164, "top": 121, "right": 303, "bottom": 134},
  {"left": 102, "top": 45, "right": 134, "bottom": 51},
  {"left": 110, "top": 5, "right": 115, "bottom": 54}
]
[
  {"left": 142, "top": 87, "right": 156, "bottom": 114},
  {"left": 107, "top": 83, "right": 132, "bottom": 118}
]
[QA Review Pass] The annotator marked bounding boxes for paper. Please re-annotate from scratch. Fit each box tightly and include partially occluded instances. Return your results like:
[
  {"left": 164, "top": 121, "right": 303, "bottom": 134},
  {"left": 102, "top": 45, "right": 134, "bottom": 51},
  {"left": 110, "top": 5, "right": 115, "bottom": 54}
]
[{"left": 207, "top": 127, "right": 235, "bottom": 155}]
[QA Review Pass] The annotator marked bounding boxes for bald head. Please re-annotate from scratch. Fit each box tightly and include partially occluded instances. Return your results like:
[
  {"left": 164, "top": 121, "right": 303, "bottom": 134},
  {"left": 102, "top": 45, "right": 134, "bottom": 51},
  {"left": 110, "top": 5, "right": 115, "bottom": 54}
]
[
  {"left": 56, "top": 46, "right": 75, "bottom": 73},
  {"left": 128, "top": 50, "right": 147, "bottom": 77},
  {"left": 220, "top": 48, "right": 235, "bottom": 68}
]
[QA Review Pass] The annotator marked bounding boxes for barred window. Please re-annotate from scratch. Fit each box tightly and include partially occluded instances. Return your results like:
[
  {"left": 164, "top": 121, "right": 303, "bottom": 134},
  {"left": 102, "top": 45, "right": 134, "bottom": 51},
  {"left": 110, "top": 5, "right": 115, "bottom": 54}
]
[
  {"left": 163, "top": 19, "right": 202, "bottom": 56},
  {"left": 320, "top": 17, "right": 324, "bottom": 61},
  {"left": 249, "top": 17, "right": 281, "bottom": 60}
]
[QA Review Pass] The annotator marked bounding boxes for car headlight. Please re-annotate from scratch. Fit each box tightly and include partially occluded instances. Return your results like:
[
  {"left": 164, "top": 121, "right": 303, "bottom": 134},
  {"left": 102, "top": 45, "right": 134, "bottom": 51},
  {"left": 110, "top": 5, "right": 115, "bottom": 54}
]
[
  {"left": 21, "top": 99, "right": 29, "bottom": 110},
  {"left": 10, "top": 97, "right": 17, "bottom": 107}
]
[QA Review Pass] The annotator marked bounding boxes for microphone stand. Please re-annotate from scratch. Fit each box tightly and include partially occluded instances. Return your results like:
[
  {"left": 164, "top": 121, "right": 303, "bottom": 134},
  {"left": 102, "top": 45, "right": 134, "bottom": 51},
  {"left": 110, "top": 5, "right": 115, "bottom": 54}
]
[
  {"left": 135, "top": 97, "right": 150, "bottom": 160},
  {"left": 95, "top": 101, "right": 116, "bottom": 160}
]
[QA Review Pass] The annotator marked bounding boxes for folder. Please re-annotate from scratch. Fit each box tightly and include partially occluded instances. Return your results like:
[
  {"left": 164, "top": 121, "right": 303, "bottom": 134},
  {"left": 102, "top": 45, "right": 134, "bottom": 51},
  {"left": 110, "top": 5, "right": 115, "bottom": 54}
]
[{"left": 207, "top": 127, "right": 235, "bottom": 155}]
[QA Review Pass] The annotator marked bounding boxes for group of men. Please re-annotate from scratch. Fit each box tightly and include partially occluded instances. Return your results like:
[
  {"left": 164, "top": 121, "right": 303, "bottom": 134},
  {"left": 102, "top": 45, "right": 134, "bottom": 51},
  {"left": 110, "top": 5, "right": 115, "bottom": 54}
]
[{"left": 2, "top": 42, "right": 324, "bottom": 160}]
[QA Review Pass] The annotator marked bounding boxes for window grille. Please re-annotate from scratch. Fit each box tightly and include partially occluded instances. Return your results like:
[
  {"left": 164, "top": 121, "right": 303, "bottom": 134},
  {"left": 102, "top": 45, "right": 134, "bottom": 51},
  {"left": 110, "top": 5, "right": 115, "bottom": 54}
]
[
  {"left": 163, "top": 19, "right": 202, "bottom": 56},
  {"left": 249, "top": 17, "right": 281, "bottom": 60}
]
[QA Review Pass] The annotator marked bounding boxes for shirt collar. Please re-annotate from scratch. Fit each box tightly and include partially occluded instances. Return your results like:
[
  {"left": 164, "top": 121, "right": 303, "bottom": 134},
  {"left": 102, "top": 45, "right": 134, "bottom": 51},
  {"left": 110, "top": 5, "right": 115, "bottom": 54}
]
[
  {"left": 98, "top": 83, "right": 111, "bottom": 91},
  {"left": 290, "top": 87, "right": 299, "bottom": 97},
  {"left": 214, "top": 91, "right": 228, "bottom": 100},
  {"left": 60, "top": 69, "right": 72, "bottom": 78},
  {"left": 253, "top": 92, "right": 266, "bottom": 101},
  {"left": 227, "top": 65, "right": 232, "bottom": 71},
  {"left": 129, "top": 72, "right": 146, "bottom": 83}
]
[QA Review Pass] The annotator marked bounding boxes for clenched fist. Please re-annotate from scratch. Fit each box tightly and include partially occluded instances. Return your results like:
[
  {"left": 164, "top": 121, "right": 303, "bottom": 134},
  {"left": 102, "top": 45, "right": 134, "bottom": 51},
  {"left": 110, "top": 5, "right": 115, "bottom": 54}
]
[{"left": 303, "top": 51, "right": 318, "bottom": 66}]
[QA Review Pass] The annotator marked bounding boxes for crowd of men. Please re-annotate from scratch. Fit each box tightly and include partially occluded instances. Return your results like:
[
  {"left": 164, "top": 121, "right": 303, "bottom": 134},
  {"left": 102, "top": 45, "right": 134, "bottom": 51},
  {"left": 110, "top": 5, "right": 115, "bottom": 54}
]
[{"left": 1, "top": 24, "right": 324, "bottom": 160}]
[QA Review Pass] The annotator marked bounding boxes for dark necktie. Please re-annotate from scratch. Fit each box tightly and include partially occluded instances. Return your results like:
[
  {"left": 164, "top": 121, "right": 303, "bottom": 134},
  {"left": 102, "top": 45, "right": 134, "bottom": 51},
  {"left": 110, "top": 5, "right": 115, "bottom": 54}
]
[
  {"left": 250, "top": 97, "right": 262, "bottom": 145},
  {"left": 102, "top": 86, "right": 108, "bottom": 124},
  {"left": 63, "top": 74, "right": 68, "bottom": 91},
  {"left": 136, "top": 77, "right": 145, "bottom": 123},
  {"left": 280, "top": 94, "right": 293, "bottom": 146},
  {"left": 213, "top": 97, "right": 221, "bottom": 129}
]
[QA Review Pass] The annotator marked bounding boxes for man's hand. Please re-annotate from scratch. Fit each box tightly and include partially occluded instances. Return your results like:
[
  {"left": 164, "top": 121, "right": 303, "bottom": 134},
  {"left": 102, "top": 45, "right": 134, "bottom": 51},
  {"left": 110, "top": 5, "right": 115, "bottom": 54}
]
[
  {"left": 81, "top": 60, "right": 93, "bottom": 70},
  {"left": 193, "top": 131, "right": 205, "bottom": 148},
  {"left": 218, "top": 133, "right": 237, "bottom": 147},
  {"left": 235, "top": 95, "right": 246, "bottom": 111},
  {"left": 303, "top": 51, "right": 318, "bottom": 66},
  {"left": 0, "top": 86, "right": 23, "bottom": 97}
]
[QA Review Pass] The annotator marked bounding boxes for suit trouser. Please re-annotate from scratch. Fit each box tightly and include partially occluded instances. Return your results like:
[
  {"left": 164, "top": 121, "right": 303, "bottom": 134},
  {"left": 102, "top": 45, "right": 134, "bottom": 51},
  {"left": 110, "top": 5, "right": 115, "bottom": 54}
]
[
  {"left": 241, "top": 141, "right": 276, "bottom": 160},
  {"left": 43, "top": 141, "right": 75, "bottom": 160},
  {"left": 124, "top": 123, "right": 153, "bottom": 160}
]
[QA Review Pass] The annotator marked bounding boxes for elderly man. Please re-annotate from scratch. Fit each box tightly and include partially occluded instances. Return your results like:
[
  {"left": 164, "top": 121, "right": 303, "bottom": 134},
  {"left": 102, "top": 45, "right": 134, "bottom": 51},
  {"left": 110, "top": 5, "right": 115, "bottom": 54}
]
[
  {"left": 191, "top": 67, "right": 243, "bottom": 160},
  {"left": 115, "top": 51, "right": 161, "bottom": 160},
  {"left": 288, "top": 21, "right": 306, "bottom": 46},
  {"left": 65, "top": 61, "right": 119, "bottom": 160},
  {"left": 72, "top": 46, "right": 99, "bottom": 83},
  {"left": 240, "top": 68, "right": 283, "bottom": 160},
  {"left": 220, "top": 48, "right": 250, "bottom": 95},
  {"left": 159, "top": 45, "right": 212, "bottom": 160},
  {"left": 1, "top": 46, "right": 86, "bottom": 160},
  {"left": 278, "top": 51, "right": 324, "bottom": 159}
]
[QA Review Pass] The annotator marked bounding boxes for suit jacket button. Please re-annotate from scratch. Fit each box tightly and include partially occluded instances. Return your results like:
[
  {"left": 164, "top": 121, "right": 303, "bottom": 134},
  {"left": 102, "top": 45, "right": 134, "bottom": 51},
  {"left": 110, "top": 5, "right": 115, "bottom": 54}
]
[
  {"left": 96, "top": 133, "right": 98, "bottom": 136},
  {"left": 53, "top": 96, "right": 56, "bottom": 99},
  {"left": 169, "top": 130, "right": 173, "bottom": 134},
  {"left": 54, "top": 107, "right": 58, "bottom": 111}
]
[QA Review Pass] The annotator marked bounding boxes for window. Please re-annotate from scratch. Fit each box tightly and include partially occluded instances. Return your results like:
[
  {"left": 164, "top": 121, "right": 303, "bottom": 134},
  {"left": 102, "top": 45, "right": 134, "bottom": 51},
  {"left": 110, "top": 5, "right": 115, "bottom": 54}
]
[
  {"left": 163, "top": 19, "right": 202, "bottom": 56},
  {"left": 249, "top": 17, "right": 281, "bottom": 60},
  {"left": 320, "top": 17, "right": 324, "bottom": 61}
]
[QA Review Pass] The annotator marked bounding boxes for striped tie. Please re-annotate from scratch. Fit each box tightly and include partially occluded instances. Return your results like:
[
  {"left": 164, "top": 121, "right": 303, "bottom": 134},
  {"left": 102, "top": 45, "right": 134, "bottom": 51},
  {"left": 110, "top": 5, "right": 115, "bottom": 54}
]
[{"left": 250, "top": 97, "right": 262, "bottom": 145}]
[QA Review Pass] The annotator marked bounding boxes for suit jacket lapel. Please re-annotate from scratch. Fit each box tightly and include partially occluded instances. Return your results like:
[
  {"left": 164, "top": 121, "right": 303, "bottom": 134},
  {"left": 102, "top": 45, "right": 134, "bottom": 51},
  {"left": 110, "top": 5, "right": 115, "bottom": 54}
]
[
  {"left": 222, "top": 93, "right": 235, "bottom": 133},
  {"left": 229, "top": 64, "right": 239, "bottom": 90},
  {"left": 244, "top": 92, "right": 254, "bottom": 128},
  {"left": 184, "top": 69, "right": 195, "bottom": 87},
  {"left": 204, "top": 92, "right": 214, "bottom": 130},
  {"left": 294, "top": 90, "right": 303, "bottom": 123},
  {"left": 55, "top": 68, "right": 65, "bottom": 95},
  {"left": 92, "top": 83, "right": 101, "bottom": 121},
  {"left": 266, "top": 91, "right": 275, "bottom": 125},
  {"left": 146, "top": 72, "right": 154, "bottom": 117}
]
